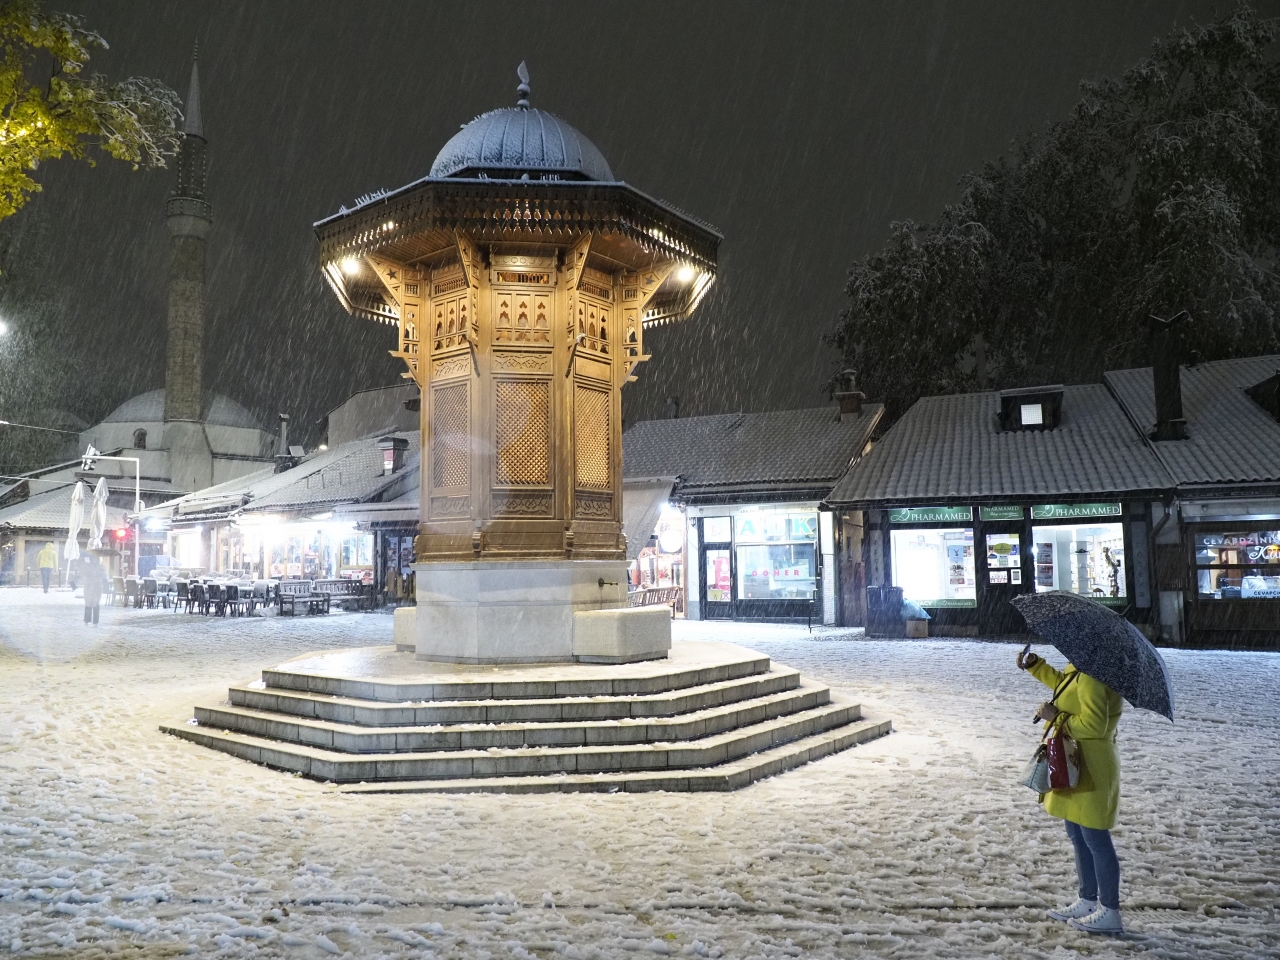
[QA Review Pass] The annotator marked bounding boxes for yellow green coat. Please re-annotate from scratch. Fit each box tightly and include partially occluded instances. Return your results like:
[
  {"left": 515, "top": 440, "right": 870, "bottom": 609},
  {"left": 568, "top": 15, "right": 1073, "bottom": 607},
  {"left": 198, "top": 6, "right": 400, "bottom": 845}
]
[{"left": 1028, "top": 659, "right": 1122, "bottom": 830}]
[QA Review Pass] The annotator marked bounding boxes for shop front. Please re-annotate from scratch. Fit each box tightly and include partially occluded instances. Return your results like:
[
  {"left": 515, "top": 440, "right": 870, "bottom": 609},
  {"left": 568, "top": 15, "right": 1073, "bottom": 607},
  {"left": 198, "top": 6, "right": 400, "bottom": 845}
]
[
  {"left": 166, "top": 515, "right": 376, "bottom": 582},
  {"left": 687, "top": 502, "right": 829, "bottom": 622},
  {"left": 877, "top": 501, "right": 1148, "bottom": 635},
  {"left": 1178, "top": 500, "right": 1280, "bottom": 645},
  {"left": 628, "top": 503, "right": 687, "bottom": 614}
]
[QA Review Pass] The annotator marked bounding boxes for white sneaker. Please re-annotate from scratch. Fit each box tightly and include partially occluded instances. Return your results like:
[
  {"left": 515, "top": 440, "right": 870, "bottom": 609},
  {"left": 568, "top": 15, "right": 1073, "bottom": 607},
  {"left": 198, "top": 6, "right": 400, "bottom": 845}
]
[
  {"left": 1069, "top": 905, "right": 1124, "bottom": 935},
  {"left": 1047, "top": 898, "right": 1098, "bottom": 922}
]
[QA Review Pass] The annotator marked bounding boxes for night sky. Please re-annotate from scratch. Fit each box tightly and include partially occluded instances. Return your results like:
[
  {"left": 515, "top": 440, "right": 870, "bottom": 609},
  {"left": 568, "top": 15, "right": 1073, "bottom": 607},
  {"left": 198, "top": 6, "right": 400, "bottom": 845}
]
[{"left": 2, "top": 0, "right": 1267, "bottom": 443}]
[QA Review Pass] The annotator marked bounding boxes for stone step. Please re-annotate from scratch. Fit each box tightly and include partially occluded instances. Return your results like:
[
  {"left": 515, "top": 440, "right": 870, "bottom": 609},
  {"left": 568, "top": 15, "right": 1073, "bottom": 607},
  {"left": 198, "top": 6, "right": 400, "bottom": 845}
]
[
  {"left": 260, "top": 645, "right": 771, "bottom": 703},
  {"left": 195, "top": 680, "right": 832, "bottom": 753},
  {"left": 340, "top": 716, "right": 893, "bottom": 794},
  {"left": 228, "top": 666, "right": 802, "bottom": 727},
  {"left": 161, "top": 697, "right": 863, "bottom": 783}
]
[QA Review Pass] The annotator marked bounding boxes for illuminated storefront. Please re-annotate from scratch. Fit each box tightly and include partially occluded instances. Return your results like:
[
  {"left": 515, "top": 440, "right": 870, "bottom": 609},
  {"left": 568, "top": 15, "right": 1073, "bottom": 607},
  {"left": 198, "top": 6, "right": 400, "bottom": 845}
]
[
  {"left": 623, "top": 400, "right": 884, "bottom": 626},
  {"left": 1177, "top": 498, "right": 1280, "bottom": 646},
  {"left": 872, "top": 500, "right": 1144, "bottom": 634},
  {"left": 687, "top": 502, "right": 833, "bottom": 622},
  {"left": 1030, "top": 504, "right": 1126, "bottom": 603},
  {"left": 138, "top": 431, "right": 417, "bottom": 587},
  {"left": 628, "top": 504, "right": 687, "bottom": 614}
]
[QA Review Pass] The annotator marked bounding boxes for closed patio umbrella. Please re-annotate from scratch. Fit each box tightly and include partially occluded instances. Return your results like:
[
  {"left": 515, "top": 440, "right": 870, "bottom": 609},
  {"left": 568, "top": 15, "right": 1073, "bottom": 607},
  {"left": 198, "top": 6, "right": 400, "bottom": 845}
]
[
  {"left": 89, "top": 477, "right": 109, "bottom": 550},
  {"left": 65, "top": 481, "right": 85, "bottom": 562}
]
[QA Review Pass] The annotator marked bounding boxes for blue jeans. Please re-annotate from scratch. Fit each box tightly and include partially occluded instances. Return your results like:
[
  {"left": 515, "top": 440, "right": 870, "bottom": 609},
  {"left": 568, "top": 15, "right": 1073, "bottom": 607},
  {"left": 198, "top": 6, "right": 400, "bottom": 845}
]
[
  {"left": 40, "top": 568, "right": 51, "bottom": 592},
  {"left": 1065, "top": 820, "right": 1120, "bottom": 909}
]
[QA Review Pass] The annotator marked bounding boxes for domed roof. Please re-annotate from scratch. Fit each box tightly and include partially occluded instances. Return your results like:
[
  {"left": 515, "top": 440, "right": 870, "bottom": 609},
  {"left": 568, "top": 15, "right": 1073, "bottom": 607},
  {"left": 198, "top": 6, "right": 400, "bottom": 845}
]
[
  {"left": 430, "top": 107, "right": 614, "bottom": 182},
  {"left": 101, "top": 389, "right": 265, "bottom": 431},
  {"left": 429, "top": 65, "right": 614, "bottom": 182}
]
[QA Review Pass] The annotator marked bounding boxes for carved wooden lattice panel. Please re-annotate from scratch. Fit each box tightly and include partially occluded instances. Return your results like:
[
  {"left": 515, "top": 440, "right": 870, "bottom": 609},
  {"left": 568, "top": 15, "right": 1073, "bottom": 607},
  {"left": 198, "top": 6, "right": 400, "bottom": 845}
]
[
  {"left": 494, "top": 380, "right": 550, "bottom": 486},
  {"left": 574, "top": 385, "right": 610, "bottom": 489},
  {"left": 432, "top": 382, "right": 469, "bottom": 489}
]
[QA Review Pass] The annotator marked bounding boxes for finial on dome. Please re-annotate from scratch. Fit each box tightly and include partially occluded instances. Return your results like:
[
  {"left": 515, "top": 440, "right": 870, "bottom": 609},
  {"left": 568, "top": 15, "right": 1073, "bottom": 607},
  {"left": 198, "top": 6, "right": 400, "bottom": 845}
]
[{"left": 516, "top": 61, "right": 530, "bottom": 109}]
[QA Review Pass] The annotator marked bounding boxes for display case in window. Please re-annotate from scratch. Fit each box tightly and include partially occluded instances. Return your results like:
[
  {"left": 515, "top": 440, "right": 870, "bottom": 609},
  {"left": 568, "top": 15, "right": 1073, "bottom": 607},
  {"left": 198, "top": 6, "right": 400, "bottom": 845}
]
[
  {"left": 985, "top": 533, "right": 1022, "bottom": 584},
  {"left": 1194, "top": 529, "right": 1280, "bottom": 599},
  {"left": 890, "top": 527, "right": 976, "bottom": 607},
  {"left": 1031, "top": 522, "right": 1125, "bottom": 601}
]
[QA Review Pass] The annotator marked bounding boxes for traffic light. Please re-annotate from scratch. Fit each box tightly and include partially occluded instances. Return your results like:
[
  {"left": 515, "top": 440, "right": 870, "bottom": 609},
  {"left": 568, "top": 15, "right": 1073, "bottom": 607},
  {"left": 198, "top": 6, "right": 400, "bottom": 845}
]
[{"left": 113, "top": 528, "right": 129, "bottom": 542}]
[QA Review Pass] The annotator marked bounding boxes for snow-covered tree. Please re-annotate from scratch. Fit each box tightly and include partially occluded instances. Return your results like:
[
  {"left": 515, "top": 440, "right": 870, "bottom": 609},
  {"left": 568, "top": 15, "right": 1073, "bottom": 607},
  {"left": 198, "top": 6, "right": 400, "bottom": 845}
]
[
  {"left": 0, "top": 0, "right": 181, "bottom": 220},
  {"left": 831, "top": 3, "right": 1280, "bottom": 421}
]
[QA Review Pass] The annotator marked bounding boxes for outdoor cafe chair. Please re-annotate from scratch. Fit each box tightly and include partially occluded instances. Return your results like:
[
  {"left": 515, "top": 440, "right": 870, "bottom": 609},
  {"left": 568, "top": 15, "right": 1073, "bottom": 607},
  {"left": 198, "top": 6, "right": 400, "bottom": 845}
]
[
  {"left": 123, "top": 578, "right": 141, "bottom": 608},
  {"left": 189, "top": 582, "right": 208, "bottom": 615},
  {"left": 251, "top": 580, "right": 272, "bottom": 614},
  {"left": 174, "top": 580, "right": 191, "bottom": 613},
  {"left": 224, "top": 583, "right": 248, "bottom": 617},
  {"left": 142, "top": 578, "right": 158, "bottom": 609},
  {"left": 112, "top": 577, "right": 127, "bottom": 606},
  {"left": 207, "top": 582, "right": 227, "bottom": 617}
]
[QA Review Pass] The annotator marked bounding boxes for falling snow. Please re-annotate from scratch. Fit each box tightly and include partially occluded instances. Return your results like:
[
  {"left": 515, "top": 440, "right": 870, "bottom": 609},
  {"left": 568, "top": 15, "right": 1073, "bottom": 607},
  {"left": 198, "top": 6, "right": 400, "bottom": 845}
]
[{"left": 1, "top": 589, "right": 1276, "bottom": 958}]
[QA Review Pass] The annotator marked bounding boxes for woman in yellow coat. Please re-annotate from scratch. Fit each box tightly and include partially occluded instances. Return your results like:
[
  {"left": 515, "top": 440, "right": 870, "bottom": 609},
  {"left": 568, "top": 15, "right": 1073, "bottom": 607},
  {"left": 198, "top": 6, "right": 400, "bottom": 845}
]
[{"left": 1018, "top": 648, "right": 1125, "bottom": 935}]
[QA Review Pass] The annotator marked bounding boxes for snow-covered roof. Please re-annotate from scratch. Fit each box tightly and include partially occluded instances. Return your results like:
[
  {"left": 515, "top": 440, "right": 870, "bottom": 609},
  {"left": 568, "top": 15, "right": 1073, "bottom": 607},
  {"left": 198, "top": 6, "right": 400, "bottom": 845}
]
[
  {"left": 828, "top": 385, "right": 1169, "bottom": 506},
  {"left": 148, "top": 432, "right": 419, "bottom": 522},
  {"left": 430, "top": 107, "right": 614, "bottom": 182},
  {"left": 100, "top": 389, "right": 265, "bottom": 431},
  {"left": 624, "top": 405, "right": 883, "bottom": 504},
  {"left": 1106, "top": 355, "right": 1280, "bottom": 487},
  {"left": 0, "top": 483, "right": 128, "bottom": 532}
]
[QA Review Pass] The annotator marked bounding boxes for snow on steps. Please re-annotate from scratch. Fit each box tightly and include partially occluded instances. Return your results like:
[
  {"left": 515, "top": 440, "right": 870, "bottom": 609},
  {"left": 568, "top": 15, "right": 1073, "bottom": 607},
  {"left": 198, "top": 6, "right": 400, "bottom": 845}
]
[
  {"left": 340, "top": 718, "right": 893, "bottom": 794},
  {"left": 160, "top": 641, "right": 892, "bottom": 792}
]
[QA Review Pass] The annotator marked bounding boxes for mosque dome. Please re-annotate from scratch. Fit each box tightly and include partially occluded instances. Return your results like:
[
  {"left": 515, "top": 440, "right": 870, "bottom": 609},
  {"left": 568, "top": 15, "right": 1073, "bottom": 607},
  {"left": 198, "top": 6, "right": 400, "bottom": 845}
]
[
  {"left": 429, "top": 63, "right": 614, "bottom": 182},
  {"left": 101, "top": 389, "right": 265, "bottom": 431}
]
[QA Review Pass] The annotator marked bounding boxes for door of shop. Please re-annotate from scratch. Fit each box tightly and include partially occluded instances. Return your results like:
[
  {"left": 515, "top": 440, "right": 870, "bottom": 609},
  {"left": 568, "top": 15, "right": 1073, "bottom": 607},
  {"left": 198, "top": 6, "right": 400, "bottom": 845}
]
[
  {"left": 979, "top": 524, "right": 1029, "bottom": 633},
  {"left": 700, "top": 517, "right": 734, "bottom": 619}
]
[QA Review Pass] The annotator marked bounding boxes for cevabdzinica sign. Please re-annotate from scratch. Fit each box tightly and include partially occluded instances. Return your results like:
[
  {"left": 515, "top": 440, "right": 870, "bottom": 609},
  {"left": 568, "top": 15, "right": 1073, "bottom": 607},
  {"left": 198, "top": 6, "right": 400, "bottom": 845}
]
[{"left": 1030, "top": 503, "right": 1122, "bottom": 520}]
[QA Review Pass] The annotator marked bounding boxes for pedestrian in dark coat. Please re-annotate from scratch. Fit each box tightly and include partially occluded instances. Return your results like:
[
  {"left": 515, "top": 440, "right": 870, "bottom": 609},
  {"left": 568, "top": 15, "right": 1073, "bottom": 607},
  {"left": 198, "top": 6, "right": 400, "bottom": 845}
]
[{"left": 82, "top": 554, "right": 105, "bottom": 625}]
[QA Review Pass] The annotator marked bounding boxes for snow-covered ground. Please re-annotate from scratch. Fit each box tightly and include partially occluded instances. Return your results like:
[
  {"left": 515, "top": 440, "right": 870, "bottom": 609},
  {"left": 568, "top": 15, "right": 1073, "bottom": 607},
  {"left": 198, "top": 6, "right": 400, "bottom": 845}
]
[{"left": 1, "top": 587, "right": 1276, "bottom": 959}]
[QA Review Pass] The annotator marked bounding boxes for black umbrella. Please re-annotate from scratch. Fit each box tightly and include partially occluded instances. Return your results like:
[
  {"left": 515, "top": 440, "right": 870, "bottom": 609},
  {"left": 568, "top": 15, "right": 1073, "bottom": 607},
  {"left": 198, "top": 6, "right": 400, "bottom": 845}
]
[{"left": 1010, "top": 592, "right": 1175, "bottom": 721}]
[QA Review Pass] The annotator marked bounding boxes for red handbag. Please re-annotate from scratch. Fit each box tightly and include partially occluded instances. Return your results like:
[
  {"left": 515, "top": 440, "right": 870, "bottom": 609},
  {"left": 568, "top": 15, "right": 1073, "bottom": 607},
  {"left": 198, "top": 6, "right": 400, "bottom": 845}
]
[{"left": 1045, "top": 720, "right": 1081, "bottom": 790}]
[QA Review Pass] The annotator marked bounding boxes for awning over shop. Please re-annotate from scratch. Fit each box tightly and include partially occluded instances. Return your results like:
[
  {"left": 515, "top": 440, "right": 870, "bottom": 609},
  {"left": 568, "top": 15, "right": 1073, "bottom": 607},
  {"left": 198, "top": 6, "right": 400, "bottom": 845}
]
[{"left": 623, "top": 476, "right": 677, "bottom": 561}]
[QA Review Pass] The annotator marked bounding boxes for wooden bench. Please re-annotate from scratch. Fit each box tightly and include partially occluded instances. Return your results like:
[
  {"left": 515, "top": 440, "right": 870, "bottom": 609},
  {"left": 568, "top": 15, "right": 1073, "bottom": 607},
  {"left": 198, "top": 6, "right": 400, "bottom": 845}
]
[
  {"left": 278, "top": 580, "right": 329, "bottom": 615},
  {"left": 313, "top": 578, "right": 370, "bottom": 610},
  {"left": 627, "top": 586, "right": 682, "bottom": 618}
]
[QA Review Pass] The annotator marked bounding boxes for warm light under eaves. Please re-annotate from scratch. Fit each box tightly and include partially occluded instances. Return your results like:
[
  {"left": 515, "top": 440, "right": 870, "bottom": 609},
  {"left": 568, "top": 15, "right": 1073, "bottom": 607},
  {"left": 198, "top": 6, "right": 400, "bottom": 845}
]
[
  {"left": 676, "top": 265, "right": 696, "bottom": 283},
  {"left": 340, "top": 257, "right": 361, "bottom": 276}
]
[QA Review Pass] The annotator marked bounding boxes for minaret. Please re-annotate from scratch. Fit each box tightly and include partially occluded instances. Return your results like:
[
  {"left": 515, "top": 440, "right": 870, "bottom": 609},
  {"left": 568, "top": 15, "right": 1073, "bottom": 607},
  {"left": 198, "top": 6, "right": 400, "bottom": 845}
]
[
  {"left": 163, "top": 46, "right": 214, "bottom": 492},
  {"left": 164, "top": 46, "right": 210, "bottom": 424}
]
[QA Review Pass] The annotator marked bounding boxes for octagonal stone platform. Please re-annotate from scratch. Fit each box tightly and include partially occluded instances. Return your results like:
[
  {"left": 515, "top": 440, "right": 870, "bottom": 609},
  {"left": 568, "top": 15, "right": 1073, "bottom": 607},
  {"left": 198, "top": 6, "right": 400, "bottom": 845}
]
[{"left": 161, "top": 640, "right": 891, "bottom": 794}]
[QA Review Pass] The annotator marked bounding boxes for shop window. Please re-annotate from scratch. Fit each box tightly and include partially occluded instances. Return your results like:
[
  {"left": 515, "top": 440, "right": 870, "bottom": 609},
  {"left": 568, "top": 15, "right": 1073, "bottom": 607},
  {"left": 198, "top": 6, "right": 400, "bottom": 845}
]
[
  {"left": 736, "top": 542, "right": 816, "bottom": 600},
  {"left": 703, "top": 517, "right": 732, "bottom": 543},
  {"left": 1194, "top": 529, "right": 1280, "bottom": 599},
  {"left": 985, "top": 533, "right": 1022, "bottom": 584},
  {"left": 341, "top": 535, "right": 373, "bottom": 569},
  {"left": 705, "top": 549, "right": 732, "bottom": 602},
  {"left": 734, "top": 511, "right": 819, "bottom": 601},
  {"left": 890, "top": 527, "right": 975, "bottom": 607},
  {"left": 1032, "top": 523, "right": 1125, "bottom": 599},
  {"left": 630, "top": 508, "right": 685, "bottom": 597}
]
